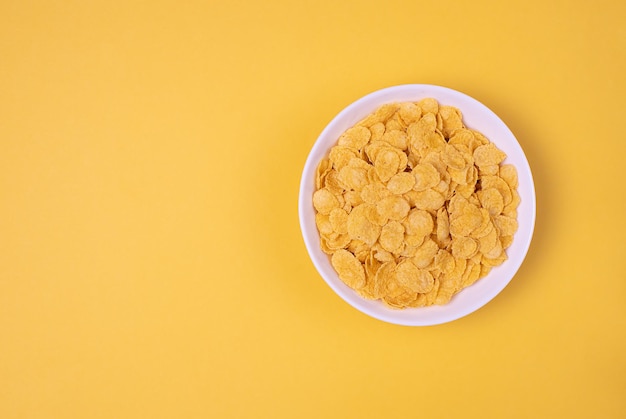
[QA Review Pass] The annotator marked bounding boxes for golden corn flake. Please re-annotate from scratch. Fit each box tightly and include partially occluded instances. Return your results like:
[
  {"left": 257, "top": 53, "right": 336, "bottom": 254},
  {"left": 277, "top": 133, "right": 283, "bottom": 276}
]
[
  {"left": 398, "top": 102, "right": 421, "bottom": 125},
  {"left": 357, "top": 103, "right": 399, "bottom": 127},
  {"left": 373, "top": 245, "right": 395, "bottom": 263},
  {"left": 364, "top": 203, "right": 388, "bottom": 226},
  {"left": 338, "top": 126, "right": 371, "bottom": 150},
  {"left": 478, "top": 225, "right": 499, "bottom": 254},
  {"left": 324, "top": 170, "right": 347, "bottom": 195},
  {"left": 379, "top": 221, "right": 405, "bottom": 253},
  {"left": 387, "top": 172, "right": 416, "bottom": 194},
  {"left": 481, "top": 175, "right": 512, "bottom": 206},
  {"left": 321, "top": 233, "right": 351, "bottom": 252},
  {"left": 461, "top": 261, "right": 482, "bottom": 288},
  {"left": 433, "top": 249, "right": 455, "bottom": 276},
  {"left": 412, "top": 163, "right": 440, "bottom": 191},
  {"left": 315, "top": 158, "right": 331, "bottom": 189},
  {"left": 438, "top": 105, "right": 464, "bottom": 138},
  {"left": 412, "top": 238, "right": 439, "bottom": 269},
  {"left": 474, "top": 143, "right": 507, "bottom": 167},
  {"left": 376, "top": 195, "right": 410, "bottom": 221},
  {"left": 347, "top": 204, "right": 381, "bottom": 246},
  {"left": 479, "top": 164, "right": 500, "bottom": 176},
  {"left": 328, "top": 145, "right": 358, "bottom": 170},
  {"left": 494, "top": 214, "right": 519, "bottom": 236},
  {"left": 436, "top": 208, "right": 451, "bottom": 245},
  {"left": 451, "top": 236, "right": 478, "bottom": 259},
  {"left": 350, "top": 240, "right": 370, "bottom": 263},
  {"left": 369, "top": 122, "right": 385, "bottom": 142},
  {"left": 499, "top": 164, "right": 519, "bottom": 189},
  {"left": 404, "top": 208, "right": 433, "bottom": 237},
  {"left": 417, "top": 98, "right": 439, "bottom": 114},
  {"left": 395, "top": 260, "right": 434, "bottom": 293},
  {"left": 331, "top": 249, "right": 366, "bottom": 289},
  {"left": 411, "top": 189, "right": 446, "bottom": 211},
  {"left": 403, "top": 234, "right": 424, "bottom": 249},
  {"left": 313, "top": 188, "right": 340, "bottom": 215},
  {"left": 360, "top": 182, "right": 390, "bottom": 204},
  {"left": 313, "top": 99, "right": 520, "bottom": 308},
  {"left": 477, "top": 188, "right": 505, "bottom": 217},
  {"left": 374, "top": 148, "right": 401, "bottom": 182},
  {"left": 343, "top": 190, "right": 363, "bottom": 208},
  {"left": 338, "top": 166, "right": 368, "bottom": 191},
  {"left": 381, "top": 129, "right": 408, "bottom": 151},
  {"left": 374, "top": 261, "right": 396, "bottom": 296},
  {"left": 329, "top": 208, "right": 349, "bottom": 234},
  {"left": 500, "top": 234, "right": 514, "bottom": 249}
]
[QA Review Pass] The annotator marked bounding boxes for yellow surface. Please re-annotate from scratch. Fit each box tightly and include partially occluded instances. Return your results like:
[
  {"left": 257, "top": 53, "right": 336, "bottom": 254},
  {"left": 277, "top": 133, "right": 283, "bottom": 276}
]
[{"left": 1, "top": 1, "right": 624, "bottom": 417}]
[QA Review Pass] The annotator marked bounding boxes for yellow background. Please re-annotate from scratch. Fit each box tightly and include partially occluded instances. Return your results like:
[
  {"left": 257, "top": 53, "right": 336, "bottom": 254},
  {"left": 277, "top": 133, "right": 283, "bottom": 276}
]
[{"left": 1, "top": 0, "right": 624, "bottom": 417}]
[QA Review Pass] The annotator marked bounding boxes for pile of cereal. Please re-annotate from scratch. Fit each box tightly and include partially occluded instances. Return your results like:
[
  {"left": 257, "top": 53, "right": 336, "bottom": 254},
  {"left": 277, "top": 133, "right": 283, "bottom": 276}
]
[{"left": 313, "top": 99, "right": 520, "bottom": 308}]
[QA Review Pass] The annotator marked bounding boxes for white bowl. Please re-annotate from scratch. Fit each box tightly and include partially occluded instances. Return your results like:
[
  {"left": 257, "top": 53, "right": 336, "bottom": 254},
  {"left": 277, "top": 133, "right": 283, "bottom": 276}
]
[{"left": 299, "top": 85, "right": 536, "bottom": 326}]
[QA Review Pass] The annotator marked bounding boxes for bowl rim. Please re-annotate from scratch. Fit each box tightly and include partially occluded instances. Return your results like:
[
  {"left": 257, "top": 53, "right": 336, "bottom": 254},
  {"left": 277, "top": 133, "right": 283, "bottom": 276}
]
[{"left": 299, "top": 84, "right": 536, "bottom": 326}]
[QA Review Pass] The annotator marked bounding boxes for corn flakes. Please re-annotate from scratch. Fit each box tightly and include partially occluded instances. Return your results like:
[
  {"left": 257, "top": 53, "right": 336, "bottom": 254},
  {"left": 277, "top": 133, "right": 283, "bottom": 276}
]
[{"left": 313, "top": 99, "right": 520, "bottom": 308}]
